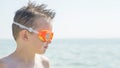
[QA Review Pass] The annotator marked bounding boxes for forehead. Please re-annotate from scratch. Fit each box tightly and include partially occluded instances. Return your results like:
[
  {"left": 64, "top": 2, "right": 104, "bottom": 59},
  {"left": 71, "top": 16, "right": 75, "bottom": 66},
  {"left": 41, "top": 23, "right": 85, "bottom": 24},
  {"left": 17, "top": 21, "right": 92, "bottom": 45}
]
[{"left": 33, "top": 17, "right": 52, "bottom": 31}]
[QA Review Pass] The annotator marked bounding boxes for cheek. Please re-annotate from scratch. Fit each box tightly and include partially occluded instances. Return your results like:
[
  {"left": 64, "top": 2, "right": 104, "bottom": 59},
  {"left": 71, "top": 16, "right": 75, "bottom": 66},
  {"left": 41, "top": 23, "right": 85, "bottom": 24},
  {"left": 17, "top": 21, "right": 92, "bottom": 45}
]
[
  {"left": 30, "top": 35, "right": 43, "bottom": 49},
  {"left": 35, "top": 37, "right": 48, "bottom": 50},
  {"left": 36, "top": 41, "right": 43, "bottom": 49}
]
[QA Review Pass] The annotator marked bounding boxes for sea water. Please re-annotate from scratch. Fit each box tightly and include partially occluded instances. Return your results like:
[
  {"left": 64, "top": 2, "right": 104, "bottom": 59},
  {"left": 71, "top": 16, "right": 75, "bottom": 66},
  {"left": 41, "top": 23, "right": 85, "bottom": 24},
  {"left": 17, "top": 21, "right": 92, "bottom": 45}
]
[{"left": 0, "top": 39, "right": 120, "bottom": 68}]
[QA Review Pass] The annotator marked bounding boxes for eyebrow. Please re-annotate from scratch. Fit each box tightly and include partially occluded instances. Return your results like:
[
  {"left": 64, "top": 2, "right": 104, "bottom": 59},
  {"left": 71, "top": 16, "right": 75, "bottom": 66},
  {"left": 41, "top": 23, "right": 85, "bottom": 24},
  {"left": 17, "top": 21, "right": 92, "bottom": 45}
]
[{"left": 13, "top": 22, "right": 39, "bottom": 34}]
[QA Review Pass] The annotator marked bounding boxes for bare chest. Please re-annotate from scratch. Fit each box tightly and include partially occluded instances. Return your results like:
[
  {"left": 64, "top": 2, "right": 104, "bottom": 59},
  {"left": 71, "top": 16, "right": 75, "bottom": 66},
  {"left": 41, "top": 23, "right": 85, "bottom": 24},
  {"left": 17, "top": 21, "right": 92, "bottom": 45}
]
[{"left": 5, "top": 61, "right": 44, "bottom": 68}]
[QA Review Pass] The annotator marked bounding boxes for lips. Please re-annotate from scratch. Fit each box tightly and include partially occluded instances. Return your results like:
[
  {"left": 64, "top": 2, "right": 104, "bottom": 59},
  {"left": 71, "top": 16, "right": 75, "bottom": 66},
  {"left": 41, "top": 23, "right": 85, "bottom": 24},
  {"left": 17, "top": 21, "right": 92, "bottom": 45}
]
[{"left": 44, "top": 46, "right": 48, "bottom": 49}]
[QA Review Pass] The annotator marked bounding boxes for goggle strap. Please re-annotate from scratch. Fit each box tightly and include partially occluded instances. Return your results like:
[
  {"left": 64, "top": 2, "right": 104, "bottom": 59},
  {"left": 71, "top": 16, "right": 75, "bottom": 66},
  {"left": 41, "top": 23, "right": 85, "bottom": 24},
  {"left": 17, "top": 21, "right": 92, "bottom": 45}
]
[{"left": 13, "top": 22, "right": 38, "bottom": 34}]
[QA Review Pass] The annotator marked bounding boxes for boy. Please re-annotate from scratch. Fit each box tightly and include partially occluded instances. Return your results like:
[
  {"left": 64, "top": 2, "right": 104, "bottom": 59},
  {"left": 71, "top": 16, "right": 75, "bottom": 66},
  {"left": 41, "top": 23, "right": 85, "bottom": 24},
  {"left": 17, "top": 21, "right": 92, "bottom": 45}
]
[{"left": 0, "top": 2, "right": 55, "bottom": 68}]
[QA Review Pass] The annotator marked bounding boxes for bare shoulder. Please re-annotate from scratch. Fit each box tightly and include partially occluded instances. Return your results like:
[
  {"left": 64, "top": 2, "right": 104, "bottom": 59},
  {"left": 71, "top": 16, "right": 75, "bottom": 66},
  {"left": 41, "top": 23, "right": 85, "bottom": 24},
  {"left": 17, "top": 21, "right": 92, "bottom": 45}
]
[
  {"left": 0, "top": 59, "right": 6, "bottom": 68},
  {"left": 40, "top": 55, "right": 50, "bottom": 68},
  {"left": 41, "top": 55, "right": 50, "bottom": 62}
]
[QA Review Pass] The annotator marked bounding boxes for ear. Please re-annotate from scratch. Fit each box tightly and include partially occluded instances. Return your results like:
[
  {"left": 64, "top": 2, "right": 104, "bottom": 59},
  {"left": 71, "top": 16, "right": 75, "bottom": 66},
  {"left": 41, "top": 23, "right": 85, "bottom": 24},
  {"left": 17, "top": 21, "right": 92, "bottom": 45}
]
[{"left": 19, "top": 30, "right": 29, "bottom": 41}]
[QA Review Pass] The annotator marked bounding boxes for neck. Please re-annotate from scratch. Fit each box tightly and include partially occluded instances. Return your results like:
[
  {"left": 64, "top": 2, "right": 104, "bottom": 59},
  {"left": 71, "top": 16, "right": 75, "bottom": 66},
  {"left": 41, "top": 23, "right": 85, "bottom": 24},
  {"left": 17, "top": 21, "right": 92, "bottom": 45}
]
[{"left": 10, "top": 44, "right": 36, "bottom": 63}]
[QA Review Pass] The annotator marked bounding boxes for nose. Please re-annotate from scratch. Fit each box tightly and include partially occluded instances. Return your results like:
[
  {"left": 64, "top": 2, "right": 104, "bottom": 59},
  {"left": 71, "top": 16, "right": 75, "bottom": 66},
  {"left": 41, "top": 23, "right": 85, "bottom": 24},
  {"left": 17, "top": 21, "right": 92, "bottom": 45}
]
[{"left": 47, "top": 40, "right": 52, "bottom": 44}]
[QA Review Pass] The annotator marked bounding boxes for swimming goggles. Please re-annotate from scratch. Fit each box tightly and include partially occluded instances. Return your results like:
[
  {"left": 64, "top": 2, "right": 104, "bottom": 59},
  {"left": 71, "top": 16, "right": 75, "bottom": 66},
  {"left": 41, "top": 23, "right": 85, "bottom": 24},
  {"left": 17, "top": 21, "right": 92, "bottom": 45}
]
[{"left": 13, "top": 22, "right": 53, "bottom": 42}]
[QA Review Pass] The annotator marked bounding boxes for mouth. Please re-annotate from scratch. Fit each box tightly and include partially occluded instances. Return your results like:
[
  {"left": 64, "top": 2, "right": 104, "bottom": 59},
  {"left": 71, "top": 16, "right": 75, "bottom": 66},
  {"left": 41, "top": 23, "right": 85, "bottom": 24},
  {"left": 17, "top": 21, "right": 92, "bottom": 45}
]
[{"left": 44, "top": 46, "right": 48, "bottom": 49}]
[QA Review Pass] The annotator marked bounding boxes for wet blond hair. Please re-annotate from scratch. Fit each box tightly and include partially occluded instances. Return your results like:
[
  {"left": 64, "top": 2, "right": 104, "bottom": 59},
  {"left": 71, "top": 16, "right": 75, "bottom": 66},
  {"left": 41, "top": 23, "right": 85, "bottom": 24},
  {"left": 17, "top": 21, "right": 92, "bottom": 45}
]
[{"left": 12, "top": 2, "right": 55, "bottom": 40}]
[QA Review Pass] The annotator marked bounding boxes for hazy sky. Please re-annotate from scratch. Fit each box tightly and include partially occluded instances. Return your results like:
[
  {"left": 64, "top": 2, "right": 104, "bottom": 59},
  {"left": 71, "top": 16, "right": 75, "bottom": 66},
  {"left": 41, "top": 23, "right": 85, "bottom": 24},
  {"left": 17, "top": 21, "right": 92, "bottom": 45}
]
[{"left": 0, "top": 0, "right": 120, "bottom": 39}]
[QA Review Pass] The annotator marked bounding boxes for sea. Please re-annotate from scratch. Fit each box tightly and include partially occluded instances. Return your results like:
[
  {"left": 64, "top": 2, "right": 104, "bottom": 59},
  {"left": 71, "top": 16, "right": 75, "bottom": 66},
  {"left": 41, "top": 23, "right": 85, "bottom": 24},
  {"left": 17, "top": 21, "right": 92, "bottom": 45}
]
[{"left": 0, "top": 38, "right": 120, "bottom": 68}]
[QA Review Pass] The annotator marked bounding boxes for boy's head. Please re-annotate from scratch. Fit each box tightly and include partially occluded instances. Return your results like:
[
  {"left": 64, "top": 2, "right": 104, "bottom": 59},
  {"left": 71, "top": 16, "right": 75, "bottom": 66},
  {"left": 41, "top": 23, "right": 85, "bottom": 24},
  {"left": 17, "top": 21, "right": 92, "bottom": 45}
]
[
  {"left": 12, "top": 2, "right": 55, "bottom": 41},
  {"left": 12, "top": 2, "right": 55, "bottom": 54}
]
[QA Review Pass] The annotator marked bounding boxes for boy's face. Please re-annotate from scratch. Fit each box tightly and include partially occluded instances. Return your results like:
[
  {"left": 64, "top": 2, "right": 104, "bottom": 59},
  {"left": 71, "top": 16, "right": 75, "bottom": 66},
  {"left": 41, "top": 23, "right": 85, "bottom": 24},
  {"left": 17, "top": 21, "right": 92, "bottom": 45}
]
[{"left": 29, "top": 17, "right": 53, "bottom": 54}]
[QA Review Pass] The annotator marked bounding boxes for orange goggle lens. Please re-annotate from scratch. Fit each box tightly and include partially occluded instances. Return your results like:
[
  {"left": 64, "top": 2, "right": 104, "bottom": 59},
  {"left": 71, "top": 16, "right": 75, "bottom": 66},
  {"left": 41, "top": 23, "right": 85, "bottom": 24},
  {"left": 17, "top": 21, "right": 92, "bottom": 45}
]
[{"left": 38, "top": 30, "right": 53, "bottom": 42}]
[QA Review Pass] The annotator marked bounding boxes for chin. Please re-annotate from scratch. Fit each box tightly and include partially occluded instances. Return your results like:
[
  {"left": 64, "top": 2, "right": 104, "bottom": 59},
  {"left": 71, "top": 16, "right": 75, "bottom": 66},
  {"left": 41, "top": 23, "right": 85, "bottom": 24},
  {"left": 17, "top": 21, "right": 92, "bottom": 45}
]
[{"left": 36, "top": 49, "right": 46, "bottom": 54}]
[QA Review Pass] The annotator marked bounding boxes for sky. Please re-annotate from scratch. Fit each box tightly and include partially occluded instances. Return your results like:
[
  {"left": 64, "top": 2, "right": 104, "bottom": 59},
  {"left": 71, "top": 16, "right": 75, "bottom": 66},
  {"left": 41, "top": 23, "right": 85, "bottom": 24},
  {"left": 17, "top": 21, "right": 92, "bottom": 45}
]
[{"left": 0, "top": 0, "right": 120, "bottom": 39}]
